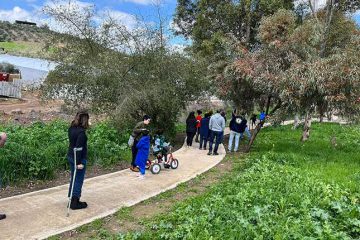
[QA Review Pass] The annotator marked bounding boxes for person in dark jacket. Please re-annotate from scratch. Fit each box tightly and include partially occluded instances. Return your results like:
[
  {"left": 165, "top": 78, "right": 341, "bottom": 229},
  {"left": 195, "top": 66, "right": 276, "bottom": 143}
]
[
  {"left": 135, "top": 130, "right": 150, "bottom": 179},
  {"left": 130, "top": 115, "right": 151, "bottom": 172},
  {"left": 186, "top": 111, "right": 198, "bottom": 147},
  {"left": 199, "top": 113, "right": 210, "bottom": 150},
  {"left": 0, "top": 132, "right": 7, "bottom": 220},
  {"left": 67, "top": 111, "right": 89, "bottom": 210},
  {"left": 228, "top": 110, "right": 242, "bottom": 152},
  {"left": 250, "top": 114, "right": 257, "bottom": 129}
]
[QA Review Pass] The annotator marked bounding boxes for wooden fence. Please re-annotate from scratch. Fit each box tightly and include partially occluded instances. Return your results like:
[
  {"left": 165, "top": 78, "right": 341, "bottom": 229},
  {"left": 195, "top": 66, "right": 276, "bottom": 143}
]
[{"left": 0, "top": 81, "right": 21, "bottom": 98}]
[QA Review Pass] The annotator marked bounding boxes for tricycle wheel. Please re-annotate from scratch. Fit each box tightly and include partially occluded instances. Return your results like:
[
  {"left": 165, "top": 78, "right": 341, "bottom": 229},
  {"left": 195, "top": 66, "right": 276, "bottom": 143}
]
[
  {"left": 170, "top": 159, "right": 179, "bottom": 169},
  {"left": 150, "top": 163, "right": 161, "bottom": 174}
]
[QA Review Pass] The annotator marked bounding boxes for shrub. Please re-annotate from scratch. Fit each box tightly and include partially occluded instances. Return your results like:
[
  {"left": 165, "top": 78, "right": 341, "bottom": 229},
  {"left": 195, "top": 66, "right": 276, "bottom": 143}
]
[{"left": 0, "top": 121, "right": 130, "bottom": 186}]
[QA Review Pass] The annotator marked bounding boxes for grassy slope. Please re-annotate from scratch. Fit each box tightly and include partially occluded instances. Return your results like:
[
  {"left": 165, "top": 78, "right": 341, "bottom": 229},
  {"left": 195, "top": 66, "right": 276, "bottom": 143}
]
[
  {"left": 0, "top": 41, "right": 50, "bottom": 59},
  {"left": 0, "top": 21, "right": 55, "bottom": 58}
]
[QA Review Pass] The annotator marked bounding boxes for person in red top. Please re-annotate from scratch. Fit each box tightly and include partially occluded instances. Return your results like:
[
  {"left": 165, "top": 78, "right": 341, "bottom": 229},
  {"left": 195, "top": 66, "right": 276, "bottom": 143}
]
[{"left": 195, "top": 110, "right": 202, "bottom": 142}]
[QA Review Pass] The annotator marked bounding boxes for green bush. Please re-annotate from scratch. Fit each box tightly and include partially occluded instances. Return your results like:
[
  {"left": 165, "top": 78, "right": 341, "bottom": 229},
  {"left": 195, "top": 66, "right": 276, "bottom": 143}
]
[
  {"left": 0, "top": 121, "right": 130, "bottom": 186},
  {"left": 0, "top": 62, "right": 20, "bottom": 74}
]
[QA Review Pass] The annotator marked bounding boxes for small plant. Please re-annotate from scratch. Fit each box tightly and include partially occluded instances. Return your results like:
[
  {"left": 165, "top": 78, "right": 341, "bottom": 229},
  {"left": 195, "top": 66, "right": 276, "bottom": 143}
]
[{"left": 0, "top": 62, "right": 20, "bottom": 74}]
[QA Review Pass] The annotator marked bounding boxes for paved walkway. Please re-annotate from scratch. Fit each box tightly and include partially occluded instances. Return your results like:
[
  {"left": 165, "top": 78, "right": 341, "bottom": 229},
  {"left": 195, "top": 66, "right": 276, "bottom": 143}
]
[{"left": 0, "top": 139, "right": 226, "bottom": 240}]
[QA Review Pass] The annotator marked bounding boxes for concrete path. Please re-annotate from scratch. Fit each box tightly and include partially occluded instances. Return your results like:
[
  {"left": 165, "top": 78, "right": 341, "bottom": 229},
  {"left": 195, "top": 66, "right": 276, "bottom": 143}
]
[{"left": 0, "top": 139, "right": 226, "bottom": 240}]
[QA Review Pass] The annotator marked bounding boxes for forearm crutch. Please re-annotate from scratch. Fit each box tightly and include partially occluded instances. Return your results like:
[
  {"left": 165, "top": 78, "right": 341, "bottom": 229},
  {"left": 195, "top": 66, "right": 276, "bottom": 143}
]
[{"left": 67, "top": 147, "right": 83, "bottom": 217}]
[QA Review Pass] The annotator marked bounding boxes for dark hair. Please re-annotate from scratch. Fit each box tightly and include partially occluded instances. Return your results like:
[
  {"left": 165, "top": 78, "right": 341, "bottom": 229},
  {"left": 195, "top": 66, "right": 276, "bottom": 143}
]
[
  {"left": 143, "top": 115, "right": 151, "bottom": 121},
  {"left": 71, "top": 111, "right": 90, "bottom": 129},
  {"left": 187, "top": 111, "right": 196, "bottom": 120},
  {"left": 197, "top": 110, "right": 202, "bottom": 115},
  {"left": 204, "top": 113, "right": 210, "bottom": 118},
  {"left": 208, "top": 110, "right": 213, "bottom": 116}
]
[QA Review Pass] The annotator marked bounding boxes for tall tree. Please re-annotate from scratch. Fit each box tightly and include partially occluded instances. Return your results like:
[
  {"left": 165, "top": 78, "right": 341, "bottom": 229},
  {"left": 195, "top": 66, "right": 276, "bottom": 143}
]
[
  {"left": 174, "top": 0, "right": 294, "bottom": 58},
  {"left": 42, "top": 1, "right": 208, "bottom": 137},
  {"left": 218, "top": 9, "right": 359, "bottom": 151}
]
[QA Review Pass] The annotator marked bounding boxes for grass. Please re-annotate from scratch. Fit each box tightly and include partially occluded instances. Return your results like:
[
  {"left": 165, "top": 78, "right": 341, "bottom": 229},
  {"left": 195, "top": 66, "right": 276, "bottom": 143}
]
[
  {"left": 255, "top": 123, "right": 360, "bottom": 192},
  {"left": 0, "top": 41, "right": 50, "bottom": 58},
  {"left": 48, "top": 123, "right": 360, "bottom": 239},
  {"left": 0, "top": 41, "right": 29, "bottom": 51}
]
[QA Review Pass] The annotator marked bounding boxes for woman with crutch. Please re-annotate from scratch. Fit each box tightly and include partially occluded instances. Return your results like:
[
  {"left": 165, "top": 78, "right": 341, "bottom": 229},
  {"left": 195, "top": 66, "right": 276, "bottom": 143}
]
[
  {"left": 67, "top": 111, "right": 89, "bottom": 210},
  {"left": 0, "top": 132, "right": 7, "bottom": 220}
]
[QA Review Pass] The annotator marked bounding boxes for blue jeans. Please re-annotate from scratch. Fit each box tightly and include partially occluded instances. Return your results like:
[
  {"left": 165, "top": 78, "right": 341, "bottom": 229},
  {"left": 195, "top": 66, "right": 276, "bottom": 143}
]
[
  {"left": 209, "top": 131, "right": 223, "bottom": 154},
  {"left": 68, "top": 157, "right": 87, "bottom": 198},
  {"left": 243, "top": 127, "right": 251, "bottom": 139},
  {"left": 228, "top": 131, "right": 241, "bottom": 152},
  {"left": 199, "top": 134, "right": 208, "bottom": 149}
]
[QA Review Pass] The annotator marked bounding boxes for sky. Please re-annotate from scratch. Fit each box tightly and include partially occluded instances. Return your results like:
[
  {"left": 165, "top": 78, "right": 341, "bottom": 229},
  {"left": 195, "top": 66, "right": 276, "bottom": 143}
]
[
  {"left": 0, "top": 0, "right": 178, "bottom": 28},
  {"left": 0, "top": 0, "right": 359, "bottom": 45}
]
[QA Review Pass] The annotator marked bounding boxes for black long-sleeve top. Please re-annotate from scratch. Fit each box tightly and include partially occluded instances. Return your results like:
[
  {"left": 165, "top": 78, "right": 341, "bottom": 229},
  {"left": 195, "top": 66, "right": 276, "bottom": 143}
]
[
  {"left": 186, "top": 118, "right": 198, "bottom": 133},
  {"left": 67, "top": 126, "right": 88, "bottom": 165}
]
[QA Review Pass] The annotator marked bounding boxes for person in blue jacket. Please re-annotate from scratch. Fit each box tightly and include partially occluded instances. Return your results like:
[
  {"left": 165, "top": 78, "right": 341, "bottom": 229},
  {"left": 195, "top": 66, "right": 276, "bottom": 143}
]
[
  {"left": 199, "top": 113, "right": 210, "bottom": 150},
  {"left": 259, "top": 111, "right": 266, "bottom": 121},
  {"left": 135, "top": 130, "right": 150, "bottom": 179}
]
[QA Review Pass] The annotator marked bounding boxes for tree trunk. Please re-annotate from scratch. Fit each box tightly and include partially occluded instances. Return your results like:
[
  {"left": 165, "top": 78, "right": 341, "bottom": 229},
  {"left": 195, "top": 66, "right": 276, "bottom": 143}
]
[
  {"left": 326, "top": 111, "right": 332, "bottom": 121},
  {"left": 245, "top": 120, "right": 264, "bottom": 153},
  {"left": 245, "top": 95, "right": 272, "bottom": 152},
  {"left": 320, "top": 0, "right": 335, "bottom": 58},
  {"left": 301, "top": 112, "right": 312, "bottom": 142},
  {"left": 293, "top": 114, "right": 299, "bottom": 129}
]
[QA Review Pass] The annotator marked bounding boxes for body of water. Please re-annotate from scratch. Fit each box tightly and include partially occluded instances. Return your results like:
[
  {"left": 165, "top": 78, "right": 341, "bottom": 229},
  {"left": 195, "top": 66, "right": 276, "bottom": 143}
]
[{"left": 0, "top": 54, "right": 57, "bottom": 87}]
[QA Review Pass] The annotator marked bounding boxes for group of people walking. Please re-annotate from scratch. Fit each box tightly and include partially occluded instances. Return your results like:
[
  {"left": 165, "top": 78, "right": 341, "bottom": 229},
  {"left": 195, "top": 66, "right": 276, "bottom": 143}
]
[
  {"left": 186, "top": 110, "right": 225, "bottom": 155},
  {"left": 186, "top": 109, "right": 252, "bottom": 155},
  {"left": 0, "top": 108, "right": 258, "bottom": 218}
]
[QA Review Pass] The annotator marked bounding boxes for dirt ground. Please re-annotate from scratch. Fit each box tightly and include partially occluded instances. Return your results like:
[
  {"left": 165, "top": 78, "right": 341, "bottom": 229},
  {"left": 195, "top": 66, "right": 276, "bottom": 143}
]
[{"left": 0, "top": 90, "right": 67, "bottom": 125}]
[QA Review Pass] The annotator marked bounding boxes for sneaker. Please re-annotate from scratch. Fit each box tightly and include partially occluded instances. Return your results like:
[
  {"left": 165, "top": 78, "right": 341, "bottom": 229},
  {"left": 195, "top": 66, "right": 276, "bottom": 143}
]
[
  {"left": 0, "top": 214, "right": 6, "bottom": 220},
  {"left": 137, "top": 175, "right": 145, "bottom": 180},
  {"left": 207, "top": 151, "right": 212, "bottom": 155},
  {"left": 213, "top": 152, "right": 219, "bottom": 155}
]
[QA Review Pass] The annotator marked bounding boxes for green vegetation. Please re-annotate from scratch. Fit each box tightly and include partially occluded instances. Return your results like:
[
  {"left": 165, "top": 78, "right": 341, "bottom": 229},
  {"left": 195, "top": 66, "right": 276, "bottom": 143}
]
[
  {"left": 0, "top": 20, "right": 51, "bottom": 42},
  {"left": 81, "top": 123, "right": 359, "bottom": 239},
  {"left": 0, "top": 62, "right": 20, "bottom": 73},
  {"left": 0, "top": 41, "right": 50, "bottom": 58},
  {"left": 0, "top": 41, "right": 28, "bottom": 52},
  {"left": 0, "top": 121, "right": 130, "bottom": 185},
  {"left": 0, "top": 20, "right": 56, "bottom": 58}
]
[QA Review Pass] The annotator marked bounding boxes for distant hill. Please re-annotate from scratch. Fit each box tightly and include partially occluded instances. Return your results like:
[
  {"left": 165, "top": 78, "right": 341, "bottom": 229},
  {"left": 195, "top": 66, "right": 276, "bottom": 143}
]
[
  {"left": 0, "top": 21, "right": 56, "bottom": 59},
  {"left": 0, "top": 20, "right": 51, "bottom": 42}
]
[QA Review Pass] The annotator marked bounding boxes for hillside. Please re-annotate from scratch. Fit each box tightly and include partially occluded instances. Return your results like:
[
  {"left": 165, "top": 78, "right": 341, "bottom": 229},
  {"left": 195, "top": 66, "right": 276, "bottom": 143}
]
[
  {"left": 0, "top": 21, "right": 51, "bottom": 42},
  {"left": 0, "top": 21, "right": 55, "bottom": 59}
]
